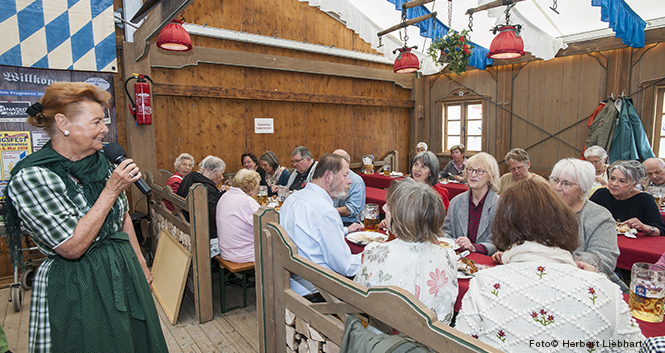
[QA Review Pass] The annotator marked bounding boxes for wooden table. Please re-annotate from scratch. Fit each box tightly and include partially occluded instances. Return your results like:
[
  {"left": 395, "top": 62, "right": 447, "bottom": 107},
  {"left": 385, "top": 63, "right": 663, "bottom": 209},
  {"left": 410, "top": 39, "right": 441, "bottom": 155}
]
[{"left": 616, "top": 232, "right": 665, "bottom": 270}]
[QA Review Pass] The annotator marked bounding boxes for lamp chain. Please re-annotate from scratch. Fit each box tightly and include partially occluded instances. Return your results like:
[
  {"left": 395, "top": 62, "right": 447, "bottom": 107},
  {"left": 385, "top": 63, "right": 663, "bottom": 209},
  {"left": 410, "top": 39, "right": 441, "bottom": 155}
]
[
  {"left": 504, "top": 3, "right": 516, "bottom": 25},
  {"left": 447, "top": 0, "right": 453, "bottom": 28},
  {"left": 468, "top": 13, "right": 474, "bottom": 31},
  {"left": 550, "top": 0, "right": 559, "bottom": 14},
  {"left": 400, "top": 9, "right": 409, "bottom": 45}
]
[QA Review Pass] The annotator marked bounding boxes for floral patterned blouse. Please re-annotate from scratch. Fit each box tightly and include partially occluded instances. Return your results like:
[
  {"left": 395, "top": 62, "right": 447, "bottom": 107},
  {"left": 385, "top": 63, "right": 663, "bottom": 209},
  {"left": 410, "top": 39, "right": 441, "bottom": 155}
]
[{"left": 354, "top": 238, "right": 458, "bottom": 325}]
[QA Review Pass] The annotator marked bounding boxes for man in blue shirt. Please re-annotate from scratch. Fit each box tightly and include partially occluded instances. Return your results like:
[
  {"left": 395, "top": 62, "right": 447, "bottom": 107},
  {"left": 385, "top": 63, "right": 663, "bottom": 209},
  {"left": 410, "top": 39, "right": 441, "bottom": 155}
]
[
  {"left": 279, "top": 153, "right": 364, "bottom": 296},
  {"left": 332, "top": 149, "right": 366, "bottom": 225}
]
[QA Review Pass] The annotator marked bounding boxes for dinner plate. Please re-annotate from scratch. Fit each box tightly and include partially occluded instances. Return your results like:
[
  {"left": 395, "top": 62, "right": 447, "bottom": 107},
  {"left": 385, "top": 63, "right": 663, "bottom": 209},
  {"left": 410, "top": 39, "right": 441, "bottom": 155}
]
[
  {"left": 457, "top": 271, "right": 474, "bottom": 279},
  {"left": 346, "top": 231, "right": 388, "bottom": 245},
  {"left": 438, "top": 237, "right": 461, "bottom": 250}
]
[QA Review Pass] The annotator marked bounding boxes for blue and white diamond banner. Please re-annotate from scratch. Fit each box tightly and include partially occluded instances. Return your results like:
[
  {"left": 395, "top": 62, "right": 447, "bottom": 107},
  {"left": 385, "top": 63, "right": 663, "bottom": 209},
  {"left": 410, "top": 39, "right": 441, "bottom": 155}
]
[{"left": 0, "top": 0, "right": 117, "bottom": 72}]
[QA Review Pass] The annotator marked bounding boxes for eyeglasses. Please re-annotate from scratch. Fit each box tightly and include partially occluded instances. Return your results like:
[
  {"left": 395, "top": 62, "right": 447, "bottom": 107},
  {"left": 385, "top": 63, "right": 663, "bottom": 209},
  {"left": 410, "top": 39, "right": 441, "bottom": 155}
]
[
  {"left": 291, "top": 157, "right": 307, "bottom": 165},
  {"left": 549, "top": 177, "right": 578, "bottom": 189},
  {"left": 467, "top": 168, "right": 486, "bottom": 176}
]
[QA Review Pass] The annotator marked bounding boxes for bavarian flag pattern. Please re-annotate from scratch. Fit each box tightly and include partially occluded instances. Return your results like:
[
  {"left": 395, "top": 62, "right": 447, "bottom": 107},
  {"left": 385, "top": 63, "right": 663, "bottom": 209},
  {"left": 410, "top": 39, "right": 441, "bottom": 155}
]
[{"left": 0, "top": 0, "right": 117, "bottom": 72}]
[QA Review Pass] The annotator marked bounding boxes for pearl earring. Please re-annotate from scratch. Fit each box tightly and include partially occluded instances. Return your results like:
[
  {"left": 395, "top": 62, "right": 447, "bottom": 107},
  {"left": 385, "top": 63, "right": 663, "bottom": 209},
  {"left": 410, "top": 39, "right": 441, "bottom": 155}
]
[{"left": 63, "top": 130, "right": 70, "bottom": 137}]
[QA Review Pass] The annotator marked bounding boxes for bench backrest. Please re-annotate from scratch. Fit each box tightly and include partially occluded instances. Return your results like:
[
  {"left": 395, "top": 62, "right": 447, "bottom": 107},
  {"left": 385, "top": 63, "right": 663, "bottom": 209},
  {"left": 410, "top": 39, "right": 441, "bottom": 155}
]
[
  {"left": 253, "top": 207, "right": 501, "bottom": 353},
  {"left": 147, "top": 171, "right": 213, "bottom": 324}
]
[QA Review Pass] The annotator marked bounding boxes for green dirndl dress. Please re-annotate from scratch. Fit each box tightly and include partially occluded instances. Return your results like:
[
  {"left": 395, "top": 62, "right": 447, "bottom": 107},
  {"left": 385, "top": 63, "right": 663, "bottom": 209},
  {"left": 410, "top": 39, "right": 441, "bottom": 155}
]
[{"left": 6, "top": 148, "right": 167, "bottom": 353}]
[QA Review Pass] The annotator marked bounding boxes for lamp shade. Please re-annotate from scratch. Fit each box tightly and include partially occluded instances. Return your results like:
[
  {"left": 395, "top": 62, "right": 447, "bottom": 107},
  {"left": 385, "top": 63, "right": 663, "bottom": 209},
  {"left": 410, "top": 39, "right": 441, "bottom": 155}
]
[
  {"left": 394, "top": 47, "right": 419, "bottom": 74},
  {"left": 157, "top": 19, "right": 192, "bottom": 52},
  {"left": 487, "top": 25, "right": 525, "bottom": 60}
]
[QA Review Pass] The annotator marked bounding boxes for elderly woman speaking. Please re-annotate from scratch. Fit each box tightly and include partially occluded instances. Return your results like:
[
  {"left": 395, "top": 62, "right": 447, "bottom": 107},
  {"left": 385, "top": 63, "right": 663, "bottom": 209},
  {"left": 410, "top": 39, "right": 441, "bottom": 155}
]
[
  {"left": 5, "top": 83, "right": 166, "bottom": 352},
  {"left": 590, "top": 160, "right": 665, "bottom": 236},
  {"left": 443, "top": 152, "right": 500, "bottom": 255},
  {"left": 549, "top": 158, "right": 625, "bottom": 289}
]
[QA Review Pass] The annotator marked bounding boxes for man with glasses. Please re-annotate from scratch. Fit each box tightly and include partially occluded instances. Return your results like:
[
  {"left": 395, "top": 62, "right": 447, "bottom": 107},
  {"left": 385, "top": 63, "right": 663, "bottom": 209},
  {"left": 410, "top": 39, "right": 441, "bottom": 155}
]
[
  {"left": 499, "top": 148, "right": 548, "bottom": 193},
  {"left": 287, "top": 146, "right": 318, "bottom": 191}
]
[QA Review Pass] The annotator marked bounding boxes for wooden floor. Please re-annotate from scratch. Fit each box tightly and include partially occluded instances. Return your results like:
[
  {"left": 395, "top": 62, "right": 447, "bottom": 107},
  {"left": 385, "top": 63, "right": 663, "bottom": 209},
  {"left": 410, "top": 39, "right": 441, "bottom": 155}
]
[{"left": 0, "top": 276, "right": 259, "bottom": 353}]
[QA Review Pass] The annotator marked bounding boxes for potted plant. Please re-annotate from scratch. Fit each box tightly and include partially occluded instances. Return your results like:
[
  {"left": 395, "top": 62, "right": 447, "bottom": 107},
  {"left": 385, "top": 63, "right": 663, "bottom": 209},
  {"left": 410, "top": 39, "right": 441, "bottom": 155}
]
[{"left": 427, "top": 29, "right": 474, "bottom": 75}]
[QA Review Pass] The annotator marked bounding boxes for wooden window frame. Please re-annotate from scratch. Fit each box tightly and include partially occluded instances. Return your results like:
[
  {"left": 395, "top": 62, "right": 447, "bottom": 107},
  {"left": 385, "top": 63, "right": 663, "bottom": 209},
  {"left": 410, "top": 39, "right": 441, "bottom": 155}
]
[
  {"left": 435, "top": 87, "right": 490, "bottom": 156},
  {"left": 652, "top": 86, "right": 665, "bottom": 158}
]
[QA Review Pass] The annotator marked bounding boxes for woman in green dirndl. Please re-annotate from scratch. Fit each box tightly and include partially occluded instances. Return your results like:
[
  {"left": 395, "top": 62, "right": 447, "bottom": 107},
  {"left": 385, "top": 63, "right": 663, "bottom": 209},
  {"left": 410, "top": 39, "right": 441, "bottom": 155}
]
[{"left": 4, "top": 82, "right": 167, "bottom": 352}]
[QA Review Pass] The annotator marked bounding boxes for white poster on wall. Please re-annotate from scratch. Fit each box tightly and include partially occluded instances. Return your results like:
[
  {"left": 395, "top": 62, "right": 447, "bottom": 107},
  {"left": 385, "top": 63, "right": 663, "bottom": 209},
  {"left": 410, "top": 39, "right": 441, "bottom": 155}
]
[{"left": 255, "top": 118, "right": 274, "bottom": 134}]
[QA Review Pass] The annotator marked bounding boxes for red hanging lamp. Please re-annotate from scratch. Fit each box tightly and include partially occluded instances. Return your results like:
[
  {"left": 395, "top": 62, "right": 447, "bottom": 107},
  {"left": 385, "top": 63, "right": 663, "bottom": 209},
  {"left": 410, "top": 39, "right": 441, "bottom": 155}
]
[
  {"left": 487, "top": 24, "right": 525, "bottom": 59},
  {"left": 157, "top": 19, "right": 192, "bottom": 52},
  {"left": 394, "top": 46, "right": 419, "bottom": 74}
]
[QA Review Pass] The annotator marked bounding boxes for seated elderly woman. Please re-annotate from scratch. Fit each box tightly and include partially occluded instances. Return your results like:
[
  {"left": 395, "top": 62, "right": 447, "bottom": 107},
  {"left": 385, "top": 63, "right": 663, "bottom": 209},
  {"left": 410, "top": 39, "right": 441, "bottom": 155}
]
[
  {"left": 547, "top": 158, "right": 625, "bottom": 290},
  {"left": 259, "top": 151, "right": 290, "bottom": 196},
  {"left": 456, "top": 179, "right": 645, "bottom": 350},
  {"left": 443, "top": 152, "right": 500, "bottom": 256},
  {"left": 164, "top": 153, "right": 194, "bottom": 211},
  {"left": 411, "top": 151, "right": 450, "bottom": 209},
  {"left": 354, "top": 178, "right": 458, "bottom": 329},
  {"left": 590, "top": 160, "right": 665, "bottom": 236},
  {"left": 216, "top": 169, "right": 261, "bottom": 263},
  {"left": 177, "top": 155, "right": 227, "bottom": 239},
  {"left": 439, "top": 144, "right": 467, "bottom": 182},
  {"left": 584, "top": 145, "right": 609, "bottom": 187}
]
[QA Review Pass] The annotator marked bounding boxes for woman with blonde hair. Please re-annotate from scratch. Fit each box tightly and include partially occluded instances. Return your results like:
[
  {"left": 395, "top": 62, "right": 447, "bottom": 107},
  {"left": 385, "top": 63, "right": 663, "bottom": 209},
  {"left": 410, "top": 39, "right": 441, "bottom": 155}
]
[
  {"left": 216, "top": 168, "right": 261, "bottom": 263},
  {"left": 5, "top": 82, "right": 166, "bottom": 352},
  {"left": 354, "top": 178, "right": 458, "bottom": 328},
  {"left": 443, "top": 152, "right": 500, "bottom": 255}
]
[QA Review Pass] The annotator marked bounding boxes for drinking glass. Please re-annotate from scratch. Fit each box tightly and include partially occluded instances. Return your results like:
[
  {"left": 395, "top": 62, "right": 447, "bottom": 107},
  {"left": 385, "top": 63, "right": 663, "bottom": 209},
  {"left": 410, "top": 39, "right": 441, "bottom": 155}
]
[
  {"left": 648, "top": 187, "right": 663, "bottom": 208},
  {"left": 277, "top": 186, "right": 288, "bottom": 207},
  {"left": 359, "top": 203, "right": 380, "bottom": 231},
  {"left": 383, "top": 162, "right": 391, "bottom": 176},
  {"left": 629, "top": 263, "right": 665, "bottom": 323},
  {"left": 258, "top": 185, "right": 268, "bottom": 206},
  {"left": 573, "top": 251, "right": 601, "bottom": 270}
]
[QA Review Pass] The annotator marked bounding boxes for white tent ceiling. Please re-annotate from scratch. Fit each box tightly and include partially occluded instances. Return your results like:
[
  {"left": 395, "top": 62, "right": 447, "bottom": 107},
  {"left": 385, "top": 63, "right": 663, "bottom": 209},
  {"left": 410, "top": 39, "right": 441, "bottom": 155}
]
[{"left": 346, "top": 0, "right": 665, "bottom": 72}]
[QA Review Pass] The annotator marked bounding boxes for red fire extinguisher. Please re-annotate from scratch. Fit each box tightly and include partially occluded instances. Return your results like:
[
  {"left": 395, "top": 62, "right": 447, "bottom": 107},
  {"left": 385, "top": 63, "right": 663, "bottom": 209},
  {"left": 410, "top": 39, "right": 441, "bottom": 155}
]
[{"left": 124, "top": 73, "right": 154, "bottom": 125}]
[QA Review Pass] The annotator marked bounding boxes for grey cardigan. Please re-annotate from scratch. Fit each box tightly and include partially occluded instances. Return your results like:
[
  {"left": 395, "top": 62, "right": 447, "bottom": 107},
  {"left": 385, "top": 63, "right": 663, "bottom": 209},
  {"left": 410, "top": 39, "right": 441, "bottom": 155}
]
[{"left": 442, "top": 188, "right": 499, "bottom": 255}]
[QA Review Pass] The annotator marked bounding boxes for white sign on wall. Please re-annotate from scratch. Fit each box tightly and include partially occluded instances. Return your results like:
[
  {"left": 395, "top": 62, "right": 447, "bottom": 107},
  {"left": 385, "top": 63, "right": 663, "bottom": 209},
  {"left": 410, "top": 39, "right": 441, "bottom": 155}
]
[{"left": 255, "top": 118, "right": 274, "bottom": 134}]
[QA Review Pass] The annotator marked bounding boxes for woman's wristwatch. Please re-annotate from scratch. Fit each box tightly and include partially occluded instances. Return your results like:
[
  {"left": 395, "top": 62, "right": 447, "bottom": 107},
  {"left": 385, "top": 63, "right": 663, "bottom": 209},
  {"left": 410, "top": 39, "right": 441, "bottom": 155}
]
[{"left": 649, "top": 226, "right": 656, "bottom": 234}]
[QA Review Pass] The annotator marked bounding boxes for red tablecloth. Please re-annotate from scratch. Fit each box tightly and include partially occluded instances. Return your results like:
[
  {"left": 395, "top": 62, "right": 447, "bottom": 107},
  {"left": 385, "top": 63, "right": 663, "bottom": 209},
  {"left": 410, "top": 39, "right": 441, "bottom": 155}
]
[
  {"left": 439, "top": 182, "right": 468, "bottom": 199},
  {"left": 360, "top": 172, "right": 403, "bottom": 189},
  {"left": 365, "top": 187, "right": 387, "bottom": 213},
  {"left": 616, "top": 233, "right": 665, "bottom": 270}
]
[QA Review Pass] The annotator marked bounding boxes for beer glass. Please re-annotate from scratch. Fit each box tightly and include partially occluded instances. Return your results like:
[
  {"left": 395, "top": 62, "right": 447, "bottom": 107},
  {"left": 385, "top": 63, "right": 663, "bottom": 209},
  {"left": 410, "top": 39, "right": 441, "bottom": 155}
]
[
  {"left": 383, "top": 162, "right": 391, "bottom": 176},
  {"left": 277, "top": 186, "right": 288, "bottom": 207},
  {"left": 629, "top": 262, "right": 665, "bottom": 323},
  {"left": 360, "top": 203, "right": 380, "bottom": 232},
  {"left": 648, "top": 187, "right": 663, "bottom": 208},
  {"left": 257, "top": 185, "right": 268, "bottom": 206}
]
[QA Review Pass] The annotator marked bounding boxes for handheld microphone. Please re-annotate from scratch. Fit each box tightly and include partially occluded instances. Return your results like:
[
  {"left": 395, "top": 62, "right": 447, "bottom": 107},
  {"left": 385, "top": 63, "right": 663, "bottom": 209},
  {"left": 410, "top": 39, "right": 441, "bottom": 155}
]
[{"left": 103, "top": 142, "right": 152, "bottom": 197}]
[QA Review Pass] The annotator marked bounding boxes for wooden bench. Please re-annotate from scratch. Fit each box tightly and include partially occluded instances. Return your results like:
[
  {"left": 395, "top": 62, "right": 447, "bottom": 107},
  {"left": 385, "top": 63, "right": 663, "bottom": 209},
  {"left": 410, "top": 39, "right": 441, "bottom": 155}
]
[
  {"left": 253, "top": 207, "right": 501, "bottom": 353},
  {"left": 212, "top": 255, "right": 255, "bottom": 313}
]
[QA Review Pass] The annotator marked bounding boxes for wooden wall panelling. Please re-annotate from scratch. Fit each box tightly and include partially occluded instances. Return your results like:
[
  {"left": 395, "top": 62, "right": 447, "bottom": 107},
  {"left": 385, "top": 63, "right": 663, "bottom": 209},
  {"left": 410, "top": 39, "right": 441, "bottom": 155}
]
[
  {"left": 353, "top": 106, "right": 397, "bottom": 163},
  {"left": 524, "top": 60, "right": 547, "bottom": 169},
  {"left": 495, "top": 65, "right": 513, "bottom": 170},
  {"left": 302, "top": 103, "right": 355, "bottom": 159},
  {"left": 541, "top": 58, "right": 564, "bottom": 170},
  {"left": 577, "top": 54, "right": 607, "bottom": 151},
  {"left": 510, "top": 63, "right": 530, "bottom": 164},
  {"left": 394, "top": 107, "right": 411, "bottom": 170},
  {"left": 245, "top": 100, "right": 308, "bottom": 171},
  {"left": 606, "top": 48, "right": 632, "bottom": 98},
  {"left": 121, "top": 42, "right": 157, "bottom": 210},
  {"left": 558, "top": 55, "right": 583, "bottom": 159},
  {"left": 630, "top": 43, "right": 665, "bottom": 140}
]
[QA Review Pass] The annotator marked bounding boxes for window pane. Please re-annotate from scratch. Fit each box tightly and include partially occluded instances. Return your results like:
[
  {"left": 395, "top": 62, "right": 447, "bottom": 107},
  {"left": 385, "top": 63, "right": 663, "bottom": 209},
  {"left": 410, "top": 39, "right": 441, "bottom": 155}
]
[
  {"left": 447, "top": 105, "right": 461, "bottom": 120},
  {"left": 660, "top": 138, "right": 665, "bottom": 158},
  {"left": 468, "top": 104, "right": 482, "bottom": 120},
  {"left": 447, "top": 121, "right": 461, "bottom": 135},
  {"left": 661, "top": 116, "right": 665, "bottom": 136},
  {"left": 448, "top": 136, "right": 460, "bottom": 150},
  {"left": 467, "top": 120, "right": 482, "bottom": 136},
  {"left": 662, "top": 91, "right": 665, "bottom": 113},
  {"left": 467, "top": 136, "right": 482, "bottom": 151}
]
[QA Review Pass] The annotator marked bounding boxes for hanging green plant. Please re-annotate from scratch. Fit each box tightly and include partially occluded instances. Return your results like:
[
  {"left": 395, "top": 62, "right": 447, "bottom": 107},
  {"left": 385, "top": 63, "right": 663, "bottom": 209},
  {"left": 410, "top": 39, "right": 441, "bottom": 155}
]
[{"left": 427, "top": 29, "right": 474, "bottom": 75}]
